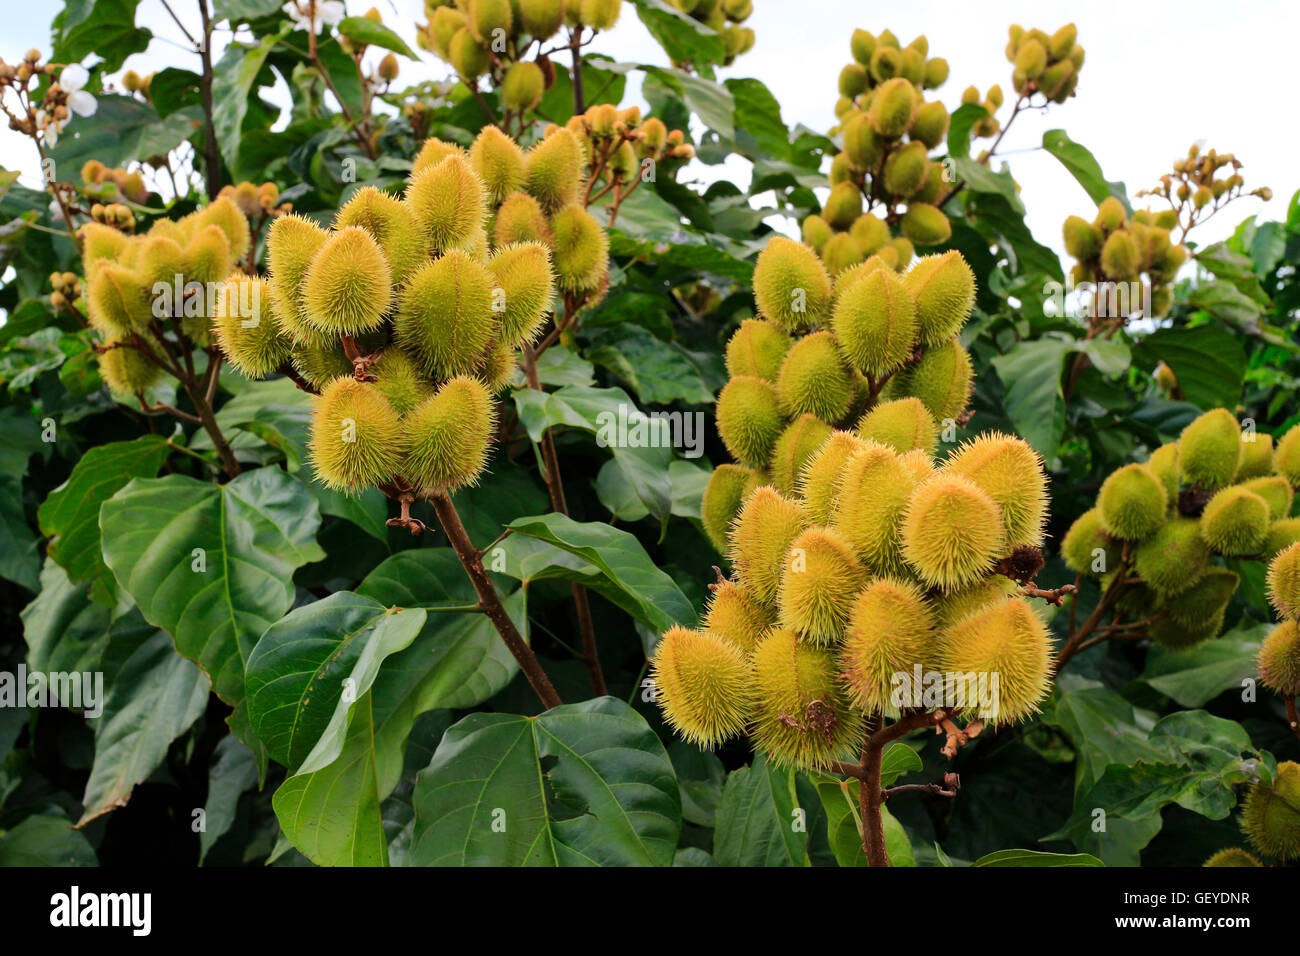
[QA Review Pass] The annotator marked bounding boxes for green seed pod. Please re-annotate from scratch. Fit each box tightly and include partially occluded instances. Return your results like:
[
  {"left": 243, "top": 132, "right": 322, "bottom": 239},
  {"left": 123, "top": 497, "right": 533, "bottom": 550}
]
[
  {"left": 525, "top": 127, "right": 584, "bottom": 213},
  {"left": 933, "top": 575, "right": 1019, "bottom": 627},
  {"left": 889, "top": 335, "right": 972, "bottom": 422},
  {"left": 135, "top": 234, "right": 186, "bottom": 293},
  {"left": 301, "top": 225, "right": 392, "bottom": 335},
  {"left": 1061, "top": 507, "right": 1118, "bottom": 576},
  {"left": 833, "top": 255, "right": 894, "bottom": 304},
  {"left": 899, "top": 48, "right": 925, "bottom": 85},
  {"left": 474, "top": 341, "right": 519, "bottom": 394},
  {"left": 1179, "top": 409, "right": 1243, "bottom": 490},
  {"left": 1040, "top": 60, "right": 1076, "bottom": 102},
  {"left": 1239, "top": 475, "right": 1293, "bottom": 520},
  {"left": 1258, "top": 619, "right": 1300, "bottom": 696},
  {"left": 651, "top": 625, "right": 753, "bottom": 748},
  {"left": 1095, "top": 196, "right": 1127, "bottom": 231},
  {"left": 401, "top": 375, "right": 495, "bottom": 492},
  {"left": 883, "top": 141, "right": 929, "bottom": 197},
  {"left": 840, "top": 577, "right": 935, "bottom": 713},
  {"left": 922, "top": 56, "right": 949, "bottom": 89},
  {"left": 448, "top": 27, "right": 490, "bottom": 79},
  {"left": 371, "top": 348, "right": 433, "bottom": 415},
  {"left": 820, "top": 233, "right": 864, "bottom": 278},
  {"left": 1241, "top": 761, "right": 1300, "bottom": 861},
  {"left": 838, "top": 63, "right": 869, "bottom": 98},
  {"left": 549, "top": 203, "right": 609, "bottom": 294},
  {"left": 901, "top": 250, "right": 975, "bottom": 346},
  {"left": 406, "top": 154, "right": 487, "bottom": 254},
  {"left": 716, "top": 375, "right": 784, "bottom": 468},
  {"left": 776, "top": 331, "right": 855, "bottom": 422},
  {"left": 501, "top": 60, "right": 545, "bottom": 114},
  {"left": 192, "top": 195, "right": 251, "bottom": 263},
  {"left": 752, "top": 627, "right": 863, "bottom": 770},
  {"left": 293, "top": 341, "right": 354, "bottom": 390},
  {"left": 867, "top": 77, "right": 917, "bottom": 138},
  {"left": 411, "top": 136, "right": 466, "bottom": 176},
  {"left": 1098, "top": 463, "right": 1168, "bottom": 540},
  {"left": 701, "top": 464, "right": 752, "bottom": 552},
  {"left": 334, "top": 186, "right": 425, "bottom": 284},
  {"left": 1049, "top": 23, "right": 1078, "bottom": 58},
  {"left": 753, "top": 236, "right": 831, "bottom": 331},
  {"left": 577, "top": 0, "right": 621, "bottom": 30},
  {"left": 493, "top": 191, "right": 552, "bottom": 247},
  {"left": 944, "top": 433, "right": 1048, "bottom": 547},
  {"left": 428, "top": 6, "right": 466, "bottom": 57},
  {"left": 396, "top": 249, "right": 496, "bottom": 378},
  {"left": 901, "top": 203, "right": 951, "bottom": 246},
  {"left": 1162, "top": 566, "right": 1238, "bottom": 635},
  {"left": 847, "top": 213, "right": 890, "bottom": 258},
  {"left": 850, "top": 29, "right": 876, "bottom": 65},
  {"left": 725, "top": 318, "right": 791, "bottom": 382},
  {"left": 211, "top": 275, "right": 290, "bottom": 378},
  {"left": 902, "top": 474, "right": 1005, "bottom": 589},
  {"left": 1146, "top": 442, "right": 1180, "bottom": 502},
  {"left": 889, "top": 237, "right": 914, "bottom": 270},
  {"left": 898, "top": 448, "right": 937, "bottom": 484},
  {"left": 182, "top": 224, "right": 235, "bottom": 286},
  {"left": 843, "top": 112, "right": 885, "bottom": 171},
  {"left": 822, "top": 181, "right": 864, "bottom": 230},
  {"left": 99, "top": 341, "right": 162, "bottom": 396},
  {"left": 519, "top": 0, "right": 565, "bottom": 39},
  {"left": 1203, "top": 848, "right": 1261, "bottom": 868},
  {"left": 309, "top": 377, "right": 406, "bottom": 492},
  {"left": 937, "top": 597, "right": 1051, "bottom": 725},
  {"left": 81, "top": 222, "right": 130, "bottom": 272},
  {"left": 802, "top": 213, "right": 833, "bottom": 254},
  {"left": 770, "top": 415, "right": 833, "bottom": 495},
  {"left": 909, "top": 100, "right": 949, "bottom": 149},
  {"left": 797, "top": 430, "right": 866, "bottom": 524},
  {"left": 468, "top": 126, "right": 527, "bottom": 205},
  {"left": 467, "top": 0, "right": 512, "bottom": 41},
  {"left": 729, "top": 486, "right": 808, "bottom": 605},
  {"left": 704, "top": 580, "right": 774, "bottom": 655},
  {"left": 1235, "top": 432, "right": 1274, "bottom": 480},
  {"left": 1099, "top": 230, "right": 1139, "bottom": 280},
  {"left": 856, "top": 397, "right": 936, "bottom": 455},
  {"left": 1274, "top": 424, "right": 1300, "bottom": 486},
  {"left": 487, "top": 241, "right": 554, "bottom": 347},
  {"left": 831, "top": 267, "right": 917, "bottom": 378},
  {"left": 266, "top": 213, "right": 331, "bottom": 346},
  {"left": 831, "top": 442, "right": 915, "bottom": 574},
  {"left": 1265, "top": 518, "right": 1300, "bottom": 559},
  {"left": 87, "top": 263, "right": 150, "bottom": 335},
  {"left": 1014, "top": 38, "right": 1047, "bottom": 80},
  {"left": 1268, "top": 542, "right": 1300, "bottom": 619},
  {"left": 1133, "top": 517, "right": 1210, "bottom": 597},
  {"left": 1062, "top": 215, "right": 1102, "bottom": 261},
  {"left": 777, "top": 526, "right": 866, "bottom": 644}
]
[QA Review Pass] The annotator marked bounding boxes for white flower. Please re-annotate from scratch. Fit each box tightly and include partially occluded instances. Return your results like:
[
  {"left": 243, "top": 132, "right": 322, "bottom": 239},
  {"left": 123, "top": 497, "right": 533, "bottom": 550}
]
[
  {"left": 282, "top": 0, "right": 346, "bottom": 34},
  {"left": 60, "top": 63, "right": 98, "bottom": 118}
]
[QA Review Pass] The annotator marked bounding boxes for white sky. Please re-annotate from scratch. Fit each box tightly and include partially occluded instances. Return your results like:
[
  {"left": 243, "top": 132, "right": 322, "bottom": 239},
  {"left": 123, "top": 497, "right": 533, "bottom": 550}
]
[{"left": 2, "top": 0, "right": 1296, "bottom": 262}]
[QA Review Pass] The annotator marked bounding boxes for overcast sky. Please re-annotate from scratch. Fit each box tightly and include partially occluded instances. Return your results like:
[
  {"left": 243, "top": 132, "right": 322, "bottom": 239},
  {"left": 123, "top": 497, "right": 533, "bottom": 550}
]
[{"left": 3, "top": 0, "right": 1296, "bottom": 263}]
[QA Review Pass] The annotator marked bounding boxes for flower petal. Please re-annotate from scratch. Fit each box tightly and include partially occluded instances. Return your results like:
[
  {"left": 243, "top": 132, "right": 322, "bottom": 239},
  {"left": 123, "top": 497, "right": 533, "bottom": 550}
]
[
  {"left": 61, "top": 64, "right": 88, "bottom": 93},
  {"left": 68, "top": 90, "right": 98, "bottom": 118}
]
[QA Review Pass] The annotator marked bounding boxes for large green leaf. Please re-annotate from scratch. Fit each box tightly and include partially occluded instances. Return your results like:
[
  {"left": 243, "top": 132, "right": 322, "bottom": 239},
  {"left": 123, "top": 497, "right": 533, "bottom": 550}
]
[
  {"left": 632, "top": 0, "right": 725, "bottom": 67},
  {"left": 990, "top": 338, "right": 1072, "bottom": 457},
  {"left": 810, "top": 773, "right": 916, "bottom": 868},
  {"left": 0, "top": 816, "right": 97, "bottom": 866},
  {"left": 336, "top": 16, "right": 417, "bottom": 58},
  {"left": 1041, "top": 130, "right": 1129, "bottom": 210},
  {"left": 583, "top": 324, "right": 715, "bottom": 405},
  {"left": 1133, "top": 324, "right": 1247, "bottom": 410},
  {"left": 971, "top": 848, "right": 1104, "bottom": 867},
  {"left": 1140, "top": 624, "right": 1265, "bottom": 708},
  {"left": 54, "top": 0, "right": 150, "bottom": 73},
  {"left": 200, "top": 735, "right": 260, "bottom": 863},
  {"left": 212, "top": 29, "right": 289, "bottom": 172},
  {"left": 713, "top": 754, "right": 808, "bottom": 866},
  {"left": 21, "top": 559, "right": 112, "bottom": 675},
  {"left": 410, "top": 697, "right": 681, "bottom": 866},
  {"left": 99, "top": 468, "right": 325, "bottom": 704},
  {"left": 0, "top": 475, "right": 39, "bottom": 592},
  {"left": 48, "top": 95, "right": 194, "bottom": 177},
  {"left": 1044, "top": 681, "right": 1162, "bottom": 796}
]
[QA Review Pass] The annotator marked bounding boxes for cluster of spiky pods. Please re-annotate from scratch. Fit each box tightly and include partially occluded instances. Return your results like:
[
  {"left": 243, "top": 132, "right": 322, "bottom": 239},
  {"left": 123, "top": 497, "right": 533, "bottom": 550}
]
[{"left": 1062, "top": 197, "right": 1188, "bottom": 319}]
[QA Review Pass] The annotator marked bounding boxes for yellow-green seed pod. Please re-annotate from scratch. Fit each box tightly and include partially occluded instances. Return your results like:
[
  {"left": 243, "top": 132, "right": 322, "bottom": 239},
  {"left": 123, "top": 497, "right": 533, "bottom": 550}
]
[
  {"left": 1203, "top": 848, "right": 1262, "bottom": 868},
  {"left": 1274, "top": 424, "right": 1300, "bottom": 486},
  {"left": 293, "top": 342, "right": 354, "bottom": 390},
  {"left": 1048, "top": 23, "right": 1077, "bottom": 58},
  {"left": 448, "top": 27, "right": 490, "bottom": 79},
  {"left": 883, "top": 141, "right": 929, "bottom": 197},
  {"left": 922, "top": 56, "right": 949, "bottom": 89},
  {"left": 729, "top": 486, "right": 808, "bottom": 605},
  {"left": 889, "top": 237, "right": 914, "bottom": 271},
  {"left": 1161, "top": 566, "right": 1238, "bottom": 638},
  {"left": 831, "top": 442, "right": 915, "bottom": 574},
  {"left": 1241, "top": 761, "right": 1300, "bottom": 861},
  {"left": 81, "top": 222, "right": 130, "bottom": 272},
  {"left": 777, "top": 526, "right": 866, "bottom": 644},
  {"left": 943, "top": 433, "right": 1047, "bottom": 548},
  {"left": 99, "top": 341, "right": 163, "bottom": 396},
  {"left": 937, "top": 597, "right": 1051, "bottom": 725},
  {"left": 838, "top": 63, "right": 869, "bottom": 98},
  {"left": 889, "top": 335, "right": 972, "bottom": 422},
  {"left": 266, "top": 213, "right": 331, "bottom": 345},
  {"left": 802, "top": 213, "right": 833, "bottom": 254},
  {"left": 1062, "top": 215, "right": 1102, "bottom": 261},
  {"left": 192, "top": 195, "right": 251, "bottom": 263},
  {"left": 1236, "top": 433, "right": 1275, "bottom": 480},
  {"left": 1095, "top": 196, "right": 1127, "bottom": 231},
  {"left": 577, "top": 0, "right": 621, "bottom": 30},
  {"left": 501, "top": 60, "right": 545, "bottom": 114},
  {"left": 1179, "top": 409, "right": 1243, "bottom": 490},
  {"left": 487, "top": 241, "right": 554, "bottom": 347},
  {"left": 1133, "top": 517, "right": 1210, "bottom": 597},
  {"left": 519, "top": 0, "right": 565, "bottom": 38},
  {"left": 1014, "top": 38, "right": 1047, "bottom": 80},
  {"left": 493, "top": 191, "right": 552, "bottom": 247},
  {"left": 87, "top": 263, "right": 151, "bottom": 335},
  {"left": 1240, "top": 475, "right": 1293, "bottom": 520},
  {"left": 753, "top": 236, "right": 831, "bottom": 332},
  {"left": 1098, "top": 463, "right": 1168, "bottom": 540},
  {"left": 135, "top": 234, "right": 186, "bottom": 292},
  {"left": 468, "top": 126, "right": 527, "bottom": 204},
  {"left": 301, "top": 225, "right": 392, "bottom": 335},
  {"left": 847, "top": 213, "right": 890, "bottom": 259},
  {"left": 183, "top": 224, "right": 235, "bottom": 286},
  {"left": 839, "top": 576, "right": 935, "bottom": 713},
  {"left": 211, "top": 275, "right": 290, "bottom": 378},
  {"left": 902, "top": 250, "right": 975, "bottom": 346},
  {"left": 1099, "top": 230, "right": 1139, "bottom": 280},
  {"left": 525, "top": 127, "right": 584, "bottom": 213},
  {"left": 704, "top": 580, "right": 773, "bottom": 655},
  {"left": 842, "top": 112, "right": 884, "bottom": 171},
  {"left": 869, "top": 45, "right": 901, "bottom": 83},
  {"left": 701, "top": 464, "right": 752, "bottom": 552},
  {"left": 371, "top": 348, "right": 433, "bottom": 415},
  {"left": 428, "top": 6, "right": 467, "bottom": 57},
  {"left": 401, "top": 375, "right": 495, "bottom": 492},
  {"left": 933, "top": 575, "right": 1019, "bottom": 627},
  {"left": 406, "top": 154, "right": 487, "bottom": 254},
  {"left": 902, "top": 474, "right": 1005, "bottom": 589},
  {"left": 820, "top": 233, "right": 863, "bottom": 278},
  {"left": 1146, "top": 442, "right": 1180, "bottom": 502},
  {"left": 901, "top": 203, "right": 951, "bottom": 246},
  {"left": 1200, "top": 486, "right": 1269, "bottom": 555},
  {"left": 898, "top": 448, "right": 936, "bottom": 484},
  {"left": 1040, "top": 60, "right": 1076, "bottom": 102},
  {"left": 549, "top": 203, "right": 609, "bottom": 293},
  {"left": 716, "top": 375, "right": 784, "bottom": 469},
  {"left": 309, "top": 377, "right": 406, "bottom": 492},
  {"left": 770, "top": 415, "right": 833, "bottom": 495},
  {"left": 856, "top": 397, "right": 936, "bottom": 455},
  {"left": 467, "top": 0, "right": 512, "bottom": 42},
  {"left": 910, "top": 100, "right": 949, "bottom": 149},
  {"left": 1258, "top": 619, "right": 1300, "bottom": 696},
  {"left": 775, "top": 331, "right": 855, "bottom": 422},
  {"left": 867, "top": 77, "right": 916, "bottom": 138},
  {"left": 752, "top": 628, "right": 863, "bottom": 770},
  {"left": 395, "top": 249, "right": 496, "bottom": 378},
  {"left": 725, "top": 318, "right": 791, "bottom": 382},
  {"left": 822, "top": 181, "right": 863, "bottom": 230},
  {"left": 334, "top": 186, "right": 425, "bottom": 284},
  {"left": 831, "top": 267, "right": 917, "bottom": 378},
  {"left": 411, "top": 137, "right": 466, "bottom": 176},
  {"left": 651, "top": 625, "right": 752, "bottom": 747},
  {"left": 1061, "top": 507, "right": 1118, "bottom": 576},
  {"left": 1268, "top": 542, "right": 1300, "bottom": 619},
  {"left": 1265, "top": 518, "right": 1300, "bottom": 559},
  {"left": 850, "top": 29, "right": 876, "bottom": 65},
  {"left": 833, "top": 256, "right": 894, "bottom": 305},
  {"left": 797, "top": 430, "right": 865, "bottom": 524}
]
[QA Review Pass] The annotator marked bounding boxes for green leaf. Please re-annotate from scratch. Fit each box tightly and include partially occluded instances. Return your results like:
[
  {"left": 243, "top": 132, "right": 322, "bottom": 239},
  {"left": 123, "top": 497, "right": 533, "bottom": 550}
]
[
  {"left": 212, "top": 29, "right": 289, "bottom": 173},
  {"left": 990, "top": 338, "right": 1072, "bottom": 457},
  {"left": 337, "top": 16, "right": 418, "bottom": 58},
  {"left": 199, "top": 735, "right": 260, "bottom": 863},
  {"left": 1139, "top": 624, "right": 1266, "bottom": 708},
  {"left": 946, "top": 103, "right": 987, "bottom": 160},
  {"left": 48, "top": 95, "right": 195, "bottom": 181},
  {"left": 640, "top": 65, "right": 734, "bottom": 140},
  {"left": 38, "top": 435, "right": 171, "bottom": 603},
  {"left": 713, "top": 754, "right": 807, "bottom": 866},
  {"left": 0, "top": 816, "right": 97, "bottom": 866},
  {"left": 1187, "top": 281, "right": 1264, "bottom": 329},
  {"left": 971, "top": 848, "right": 1104, "bottom": 867},
  {"left": 0, "top": 475, "right": 39, "bottom": 592},
  {"left": 669, "top": 742, "right": 725, "bottom": 827},
  {"left": 583, "top": 324, "right": 715, "bottom": 405},
  {"left": 632, "top": 0, "right": 725, "bottom": 67},
  {"left": 79, "top": 630, "right": 210, "bottom": 825},
  {"left": 20, "top": 559, "right": 111, "bottom": 675},
  {"left": 99, "top": 468, "right": 326, "bottom": 704},
  {"left": 1041, "top": 130, "right": 1129, "bottom": 210},
  {"left": 1134, "top": 324, "right": 1246, "bottom": 410},
  {"left": 55, "top": 0, "right": 150, "bottom": 73},
  {"left": 411, "top": 697, "right": 681, "bottom": 866},
  {"left": 726, "top": 77, "right": 790, "bottom": 160},
  {"left": 214, "top": 0, "right": 285, "bottom": 19},
  {"left": 1044, "top": 682, "right": 1162, "bottom": 795}
]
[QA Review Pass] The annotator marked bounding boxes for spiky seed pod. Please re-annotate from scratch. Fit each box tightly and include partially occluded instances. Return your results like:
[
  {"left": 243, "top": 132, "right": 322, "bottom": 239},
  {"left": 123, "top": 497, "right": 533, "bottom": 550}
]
[
  {"left": 898, "top": 448, "right": 936, "bottom": 484},
  {"left": 802, "top": 214, "right": 832, "bottom": 254},
  {"left": 716, "top": 375, "right": 784, "bottom": 468},
  {"left": 831, "top": 267, "right": 917, "bottom": 378},
  {"left": 902, "top": 251, "right": 976, "bottom": 347},
  {"left": 487, "top": 242, "right": 554, "bottom": 347},
  {"left": 797, "top": 431, "right": 866, "bottom": 524},
  {"left": 850, "top": 28, "right": 875, "bottom": 64},
  {"left": 869, "top": 45, "right": 901, "bottom": 83},
  {"left": 1154, "top": 567, "right": 1237, "bottom": 648},
  {"left": 266, "top": 213, "right": 331, "bottom": 345},
  {"left": 1200, "top": 486, "right": 1270, "bottom": 556},
  {"left": 334, "top": 186, "right": 425, "bottom": 284},
  {"left": 1133, "top": 517, "right": 1210, "bottom": 597},
  {"left": 1235, "top": 433, "right": 1274, "bottom": 480},
  {"left": 493, "top": 192, "right": 552, "bottom": 248},
  {"left": 775, "top": 331, "right": 855, "bottom": 422},
  {"left": 577, "top": 0, "right": 621, "bottom": 30},
  {"left": 867, "top": 77, "right": 917, "bottom": 138},
  {"left": 1265, "top": 518, "right": 1300, "bottom": 559},
  {"left": 729, "top": 487, "right": 808, "bottom": 605},
  {"left": 856, "top": 397, "right": 937, "bottom": 455},
  {"left": 396, "top": 249, "right": 496, "bottom": 378},
  {"left": 211, "top": 276, "right": 290, "bottom": 378},
  {"left": 1097, "top": 463, "right": 1168, "bottom": 540},
  {"left": 900, "top": 204, "right": 951, "bottom": 246},
  {"left": 1061, "top": 507, "right": 1118, "bottom": 576},
  {"left": 770, "top": 415, "right": 833, "bottom": 495},
  {"left": 192, "top": 196, "right": 251, "bottom": 262},
  {"left": 910, "top": 100, "right": 949, "bottom": 149},
  {"left": 99, "top": 341, "right": 163, "bottom": 396},
  {"left": 448, "top": 27, "right": 490, "bottom": 79},
  {"left": 753, "top": 236, "right": 832, "bottom": 332},
  {"left": 1275, "top": 424, "right": 1300, "bottom": 486},
  {"left": 847, "top": 214, "right": 891, "bottom": 259},
  {"left": 883, "top": 141, "right": 929, "bottom": 197},
  {"left": 821, "top": 181, "right": 863, "bottom": 230},
  {"left": 776, "top": 527, "right": 865, "bottom": 644},
  {"left": 937, "top": 597, "right": 1050, "bottom": 725},
  {"left": 183, "top": 225, "right": 235, "bottom": 285},
  {"left": 1014, "top": 38, "right": 1047, "bottom": 79},
  {"left": 838, "top": 63, "right": 868, "bottom": 98},
  {"left": 293, "top": 342, "right": 354, "bottom": 390},
  {"left": 467, "top": 0, "right": 512, "bottom": 41},
  {"left": 406, "top": 154, "right": 486, "bottom": 254},
  {"left": 468, "top": 127, "right": 527, "bottom": 205},
  {"left": 1239, "top": 475, "right": 1293, "bottom": 520},
  {"left": 1062, "top": 215, "right": 1102, "bottom": 261},
  {"left": 1095, "top": 196, "right": 1127, "bottom": 231},
  {"left": 1099, "top": 230, "right": 1139, "bottom": 280},
  {"left": 701, "top": 464, "right": 752, "bottom": 552},
  {"left": 301, "top": 226, "right": 392, "bottom": 335},
  {"left": 1268, "top": 542, "right": 1300, "bottom": 619},
  {"left": 87, "top": 263, "right": 150, "bottom": 335},
  {"left": 549, "top": 203, "right": 609, "bottom": 293},
  {"left": 944, "top": 434, "right": 1047, "bottom": 547},
  {"left": 842, "top": 113, "right": 884, "bottom": 172},
  {"left": 901, "top": 474, "right": 1005, "bottom": 589},
  {"left": 832, "top": 443, "right": 916, "bottom": 574},
  {"left": 1258, "top": 619, "right": 1300, "bottom": 696},
  {"left": 369, "top": 349, "right": 432, "bottom": 416},
  {"left": 839, "top": 577, "right": 935, "bottom": 713},
  {"left": 81, "top": 222, "right": 130, "bottom": 271},
  {"left": 751, "top": 628, "right": 863, "bottom": 770},
  {"left": 890, "top": 237, "right": 914, "bottom": 271},
  {"left": 821, "top": 233, "right": 863, "bottom": 278},
  {"left": 914, "top": 162, "right": 946, "bottom": 204},
  {"left": 888, "top": 335, "right": 972, "bottom": 422},
  {"left": 834, "top": 256, "right": 895, "bottom": 305},
  {"left": 725, "top": 318, "right": 791, "bottom": 382},
  {"left": 1203, "top": 848, "right": 1262, "bottom": 868},
  {"left": 473, "top": 341, "right": 518, "bottom": 394},
  {"left": 1146, "top": 442, "right": 1180, "bottom": 502},
  {"left": 411, "top": 137, "right": 466, "bottom": 176},
  {"left": 519, "top": 0, "right": 564, "bottom": 38},
  {"left": 309, "top": 377, "right": 406, "bottom": 492},
  {"left": 704, "top": 580, "right": 775, "bottom": 655},
  {"left": 1241, "top": 762, "right": 1300, "bottom": 861},
  {"left": 400, "top": 375, "right": 495, "bottom": 492},
  {"left": 923, "top": 56, "right": 949, "bottom": 88},
  {"left": 525, "top": 128, "right": 584, "bottom": 213},
  {"left": 650, "top": 626, "right": 753, "bottom": 748},
  {"left": 136, "top": 235, "right": 186, "bottom": 291},
  {"left": 933, "top": 575, "right": 1019, "bottom": 627},
  {"left": 500, "top": 60, "right": 545, "bottom": 114}
]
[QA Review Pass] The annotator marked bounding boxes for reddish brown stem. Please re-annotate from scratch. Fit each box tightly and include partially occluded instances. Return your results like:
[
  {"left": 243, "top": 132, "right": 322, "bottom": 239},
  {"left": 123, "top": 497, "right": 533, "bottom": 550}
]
[
  {"left": 1286, "top": 696, "right": 1299, "bottom": 744},
  {"left": 858, "top": 709, "right": 948, "bottom": 866}
]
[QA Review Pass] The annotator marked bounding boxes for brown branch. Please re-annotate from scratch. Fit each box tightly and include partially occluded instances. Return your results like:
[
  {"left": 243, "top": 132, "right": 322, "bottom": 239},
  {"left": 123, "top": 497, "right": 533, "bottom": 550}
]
[
  {"left": 883, "top": 774, "right": 960, "bottom": 801},
  {"left": 859, "top": 708, "right": 950, "bottom": 867},
  {"left": 197, "top": 0, "right": 222, "bottom": 198},
  {"left": 1023, "top": 583, "right": 1078, "bottom": 607},
  {"left": 1286, "top": 696, "right": 1300, "bottom": 744},
  {"left": 1054, "top": 542, "right": 1132, "bottom": 674}
]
